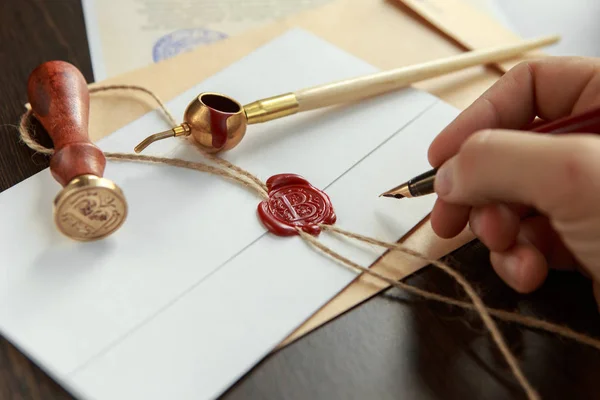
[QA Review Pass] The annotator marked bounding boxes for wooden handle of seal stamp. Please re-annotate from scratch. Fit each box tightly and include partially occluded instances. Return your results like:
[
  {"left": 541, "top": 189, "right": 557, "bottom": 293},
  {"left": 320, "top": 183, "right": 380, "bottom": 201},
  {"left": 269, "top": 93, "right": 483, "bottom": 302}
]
[{"left": 27, "top": 60, "right": 105, "bottom": 186}]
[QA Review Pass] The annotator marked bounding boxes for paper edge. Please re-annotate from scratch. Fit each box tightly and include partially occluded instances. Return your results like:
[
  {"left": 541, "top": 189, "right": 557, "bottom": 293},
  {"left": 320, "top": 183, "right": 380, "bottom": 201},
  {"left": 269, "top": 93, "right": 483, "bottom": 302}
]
[{"left": 81, "top": 0, "right": 107, "bottom": 82}]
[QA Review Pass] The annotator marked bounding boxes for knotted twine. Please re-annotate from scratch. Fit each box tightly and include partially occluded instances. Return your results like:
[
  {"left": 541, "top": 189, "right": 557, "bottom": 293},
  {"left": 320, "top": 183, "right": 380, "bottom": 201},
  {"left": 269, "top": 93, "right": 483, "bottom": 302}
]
[{"left": 16, "top": 84, "right": 600, "bottom": 400}]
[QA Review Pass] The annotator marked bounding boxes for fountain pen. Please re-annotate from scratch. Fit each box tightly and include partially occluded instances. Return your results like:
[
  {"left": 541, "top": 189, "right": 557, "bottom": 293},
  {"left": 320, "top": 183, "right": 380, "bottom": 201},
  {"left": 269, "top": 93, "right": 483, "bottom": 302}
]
[
  {"left": 380, "top": 168, "right": 437, "bottom": 199},
  {"left": 380, "top": 104, "right": 600, "bottom": 200}
]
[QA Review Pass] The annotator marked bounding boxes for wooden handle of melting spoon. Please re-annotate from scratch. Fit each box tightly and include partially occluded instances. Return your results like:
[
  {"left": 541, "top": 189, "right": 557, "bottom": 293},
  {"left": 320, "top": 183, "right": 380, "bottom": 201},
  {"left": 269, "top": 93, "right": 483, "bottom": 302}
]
[{"left": 27, "top": 60, "right": 105, "bottom": 186}]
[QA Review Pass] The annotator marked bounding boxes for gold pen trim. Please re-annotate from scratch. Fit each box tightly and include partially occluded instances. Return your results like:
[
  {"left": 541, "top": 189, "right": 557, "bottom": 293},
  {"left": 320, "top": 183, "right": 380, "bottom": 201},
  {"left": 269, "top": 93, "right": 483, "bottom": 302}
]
[
  {"left": 243, "top": 93, "right": 299, "bottom": 124},
  {"left": 380, "top": 168, "right": 437, "bottom": 199}
]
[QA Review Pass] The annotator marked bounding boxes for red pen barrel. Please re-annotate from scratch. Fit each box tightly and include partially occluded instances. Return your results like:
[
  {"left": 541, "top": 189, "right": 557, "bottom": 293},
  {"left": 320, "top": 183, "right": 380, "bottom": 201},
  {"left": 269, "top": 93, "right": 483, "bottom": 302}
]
[{"left": 530, "top": 107, "right": 600, "bottom": 134}]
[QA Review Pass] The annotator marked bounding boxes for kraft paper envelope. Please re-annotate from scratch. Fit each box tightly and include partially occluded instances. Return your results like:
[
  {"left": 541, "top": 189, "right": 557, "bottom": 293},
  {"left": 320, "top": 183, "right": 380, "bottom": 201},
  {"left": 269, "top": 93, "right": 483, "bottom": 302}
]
[{"left": 57, "top": 0, "right": 543, "bottom": 348}]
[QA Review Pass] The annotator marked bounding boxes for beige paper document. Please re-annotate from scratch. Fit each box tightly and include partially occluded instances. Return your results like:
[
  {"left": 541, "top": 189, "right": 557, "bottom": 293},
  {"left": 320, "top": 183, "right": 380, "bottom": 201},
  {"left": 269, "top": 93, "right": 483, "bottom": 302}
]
[
  {"left": 82, "top": 0, "right": 333, "bottom": 79},
  {"left": 397, "top": 0, "right": 534, "bottom": 72}
]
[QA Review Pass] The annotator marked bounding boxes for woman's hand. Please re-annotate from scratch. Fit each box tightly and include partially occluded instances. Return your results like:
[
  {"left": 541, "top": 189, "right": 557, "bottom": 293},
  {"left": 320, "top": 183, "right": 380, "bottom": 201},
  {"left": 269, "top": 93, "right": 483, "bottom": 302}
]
[{"left": 427, "top": 56, "right": 600, "bottom": 305}]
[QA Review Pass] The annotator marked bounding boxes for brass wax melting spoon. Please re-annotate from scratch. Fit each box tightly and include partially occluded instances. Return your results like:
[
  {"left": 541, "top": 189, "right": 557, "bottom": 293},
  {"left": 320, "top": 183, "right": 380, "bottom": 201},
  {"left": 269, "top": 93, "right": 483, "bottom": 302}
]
[{"left": 134, "top": 34, "right": 560, "bottom": 154}]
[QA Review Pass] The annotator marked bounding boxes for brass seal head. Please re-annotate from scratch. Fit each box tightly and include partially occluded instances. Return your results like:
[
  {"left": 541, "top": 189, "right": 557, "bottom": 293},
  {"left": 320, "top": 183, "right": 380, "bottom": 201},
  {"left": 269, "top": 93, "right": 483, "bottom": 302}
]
[{"left": 53, "top": 174, "right": 128, "bottom": 241}]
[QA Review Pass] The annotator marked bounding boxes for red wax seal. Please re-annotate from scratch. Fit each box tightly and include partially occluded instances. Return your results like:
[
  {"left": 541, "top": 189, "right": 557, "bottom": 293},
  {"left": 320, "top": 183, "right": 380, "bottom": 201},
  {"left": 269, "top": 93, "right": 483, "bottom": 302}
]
[{"left": 257, "top": 174, "right": 336, "bottom": 236}]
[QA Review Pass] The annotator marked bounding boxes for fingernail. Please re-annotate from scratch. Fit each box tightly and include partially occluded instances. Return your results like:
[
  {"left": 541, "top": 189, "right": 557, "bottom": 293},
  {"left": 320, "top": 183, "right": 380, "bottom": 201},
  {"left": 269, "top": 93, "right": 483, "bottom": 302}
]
[{"left": 435, "top": 161, "right": 453, "bottom": 196}]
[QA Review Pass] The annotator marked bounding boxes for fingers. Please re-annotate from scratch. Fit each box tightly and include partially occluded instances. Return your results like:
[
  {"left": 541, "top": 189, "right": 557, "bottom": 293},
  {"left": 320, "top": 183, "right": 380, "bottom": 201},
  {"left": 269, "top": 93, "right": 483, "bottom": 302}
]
[
  {"left": 489, "top": 215, "right": 577, "bottom": 293},
  {"left": 490, "top": 243, "right": 548, "bottom": 293},
  {"left": 433, "top": 130, "right": 600, "bottom": 221},
  {"left": 430, "top": 198, "right": 470, "bottom": 238},
  {"left": 428, "top": 57, "right": 600, "bottom": 167},
  {"left": 469, "top": 204, "right": 520, "bottom": 252},
  {"left": 425, "top": 56, "right": 600, "bottom": 297},
  {"left": 517, "top": 215, "right": 578, "bottom": 271}
]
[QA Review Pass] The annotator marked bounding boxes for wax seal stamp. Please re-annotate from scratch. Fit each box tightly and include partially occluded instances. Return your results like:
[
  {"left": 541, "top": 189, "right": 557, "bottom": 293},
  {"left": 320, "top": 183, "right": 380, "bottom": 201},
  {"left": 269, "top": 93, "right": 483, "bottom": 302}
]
[
  {"left": 26, "top": 60, "right": 128, "bottom": 241},
  {"left": 257, "top": 174, "right": 336, "bottom": 236},
  {"left": 54, "top": 175, "right": 127, "bottom": 241}
]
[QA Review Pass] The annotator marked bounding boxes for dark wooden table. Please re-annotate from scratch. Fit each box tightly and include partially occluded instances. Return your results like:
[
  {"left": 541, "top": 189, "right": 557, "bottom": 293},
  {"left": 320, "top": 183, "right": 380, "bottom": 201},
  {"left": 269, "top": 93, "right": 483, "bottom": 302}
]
[{"left": 2, "top": 1, "right": 600, "bottom": 399}]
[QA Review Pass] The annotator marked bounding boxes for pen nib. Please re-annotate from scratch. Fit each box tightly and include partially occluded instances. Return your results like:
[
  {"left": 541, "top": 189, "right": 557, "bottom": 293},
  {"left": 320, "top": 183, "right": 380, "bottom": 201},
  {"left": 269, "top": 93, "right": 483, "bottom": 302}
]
[
  {"left": 379, "top": 182, "right": 410, "bottom": 199},
  {"left": 380, "top": 192, "right": 405, "bottom": 199}
]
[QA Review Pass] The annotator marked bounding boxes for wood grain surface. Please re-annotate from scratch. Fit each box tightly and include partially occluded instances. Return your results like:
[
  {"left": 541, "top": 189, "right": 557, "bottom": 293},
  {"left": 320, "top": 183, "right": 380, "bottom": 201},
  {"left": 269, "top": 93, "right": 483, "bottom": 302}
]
[{"left": 1, "top": 1, "right": 600, "bottom": 399}]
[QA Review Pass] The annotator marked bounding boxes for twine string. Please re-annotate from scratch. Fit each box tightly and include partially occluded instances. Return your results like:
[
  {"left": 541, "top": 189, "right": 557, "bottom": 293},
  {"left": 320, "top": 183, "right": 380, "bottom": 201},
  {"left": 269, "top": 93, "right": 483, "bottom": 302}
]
[
  {"left": 195, "top": 145, "right": 269, "bottom": 194},
  {"left": 320, "top": 225, "right": 600, "bottom": 351},
  {"left": 89, "top": 84, "right": 179, "bottom": 126},
  {"left": 16, "top": 83, "right": 600, "bottom": 400},
  {"left": 105, "top": 152, "right": 269, "bottom": 199},
  {"left": 18, "top": 95, "right": 268, "bottom": 198},
  {"left": 297, "top": 227, "right": 538, "bottom": 400}
]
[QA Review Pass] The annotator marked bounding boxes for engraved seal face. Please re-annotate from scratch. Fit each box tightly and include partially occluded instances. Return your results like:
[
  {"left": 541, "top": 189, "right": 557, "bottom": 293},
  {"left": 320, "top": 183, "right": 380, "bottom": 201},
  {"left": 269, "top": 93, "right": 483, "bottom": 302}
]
[
  {"left": 257, "top": 174, "right": 336, "bottom": 236},
  {"left": 54, "top": 175, "right": 127, "bottom": 241}
]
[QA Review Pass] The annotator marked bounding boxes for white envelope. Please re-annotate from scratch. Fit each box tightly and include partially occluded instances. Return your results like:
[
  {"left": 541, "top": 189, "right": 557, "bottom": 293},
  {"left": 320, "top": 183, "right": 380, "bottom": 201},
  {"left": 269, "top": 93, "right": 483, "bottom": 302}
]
[{"left": 0, "top": 28, "right": 459, "bottom": 399}]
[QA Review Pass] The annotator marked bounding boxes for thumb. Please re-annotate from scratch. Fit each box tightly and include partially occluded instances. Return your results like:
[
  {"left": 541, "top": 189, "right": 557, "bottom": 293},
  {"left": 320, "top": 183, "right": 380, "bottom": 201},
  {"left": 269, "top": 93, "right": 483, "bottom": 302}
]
[{"left": 433, "top": 129, "right": 600, "bottom": 221}]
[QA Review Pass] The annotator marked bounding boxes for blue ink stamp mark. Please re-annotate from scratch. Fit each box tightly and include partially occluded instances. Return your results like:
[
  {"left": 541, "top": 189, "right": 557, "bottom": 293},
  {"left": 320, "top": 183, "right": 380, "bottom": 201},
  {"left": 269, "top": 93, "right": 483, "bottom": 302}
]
[{"left": 153, "top": 28, "right": 228, "bottom": 62}]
